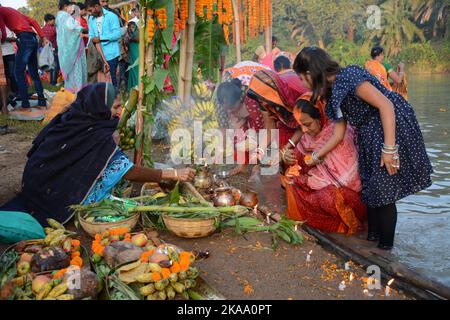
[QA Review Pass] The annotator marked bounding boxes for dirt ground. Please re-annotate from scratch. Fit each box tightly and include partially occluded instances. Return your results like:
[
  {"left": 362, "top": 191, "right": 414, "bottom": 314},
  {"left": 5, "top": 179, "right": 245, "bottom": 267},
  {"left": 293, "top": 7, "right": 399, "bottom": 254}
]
[{"left": 0, "top": 125, "right": 410, "bottom": 300}]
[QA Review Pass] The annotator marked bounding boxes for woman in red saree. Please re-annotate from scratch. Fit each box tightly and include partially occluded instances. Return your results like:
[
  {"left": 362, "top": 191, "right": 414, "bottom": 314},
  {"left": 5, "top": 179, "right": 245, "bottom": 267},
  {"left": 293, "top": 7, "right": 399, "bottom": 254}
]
[
  {"left": 247, "top": 69, "right": 309, "bottom": 152},
  {"left": 216, "top": 78, "right": 265, "bottom": 177},
  {"left": 282, "top": 93, "right": 367, "bottom": 235}
]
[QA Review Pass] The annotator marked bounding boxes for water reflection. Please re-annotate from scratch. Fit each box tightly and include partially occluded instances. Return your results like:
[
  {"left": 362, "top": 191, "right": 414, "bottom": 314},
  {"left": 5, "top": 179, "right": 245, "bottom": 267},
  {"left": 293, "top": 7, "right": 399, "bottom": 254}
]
[{"left": 396, "top": 74, "right": 450, "bottom": 286}]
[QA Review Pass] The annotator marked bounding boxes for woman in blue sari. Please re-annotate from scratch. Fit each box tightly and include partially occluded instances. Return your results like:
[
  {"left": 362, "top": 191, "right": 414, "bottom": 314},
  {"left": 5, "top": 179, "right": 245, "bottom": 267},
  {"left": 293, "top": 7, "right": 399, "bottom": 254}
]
[
  {"left": 0, "top": 83, "right": 195, "bottom": 229},
  {"left": 56, "top": 0, "right": 88, "bottom": 93}
]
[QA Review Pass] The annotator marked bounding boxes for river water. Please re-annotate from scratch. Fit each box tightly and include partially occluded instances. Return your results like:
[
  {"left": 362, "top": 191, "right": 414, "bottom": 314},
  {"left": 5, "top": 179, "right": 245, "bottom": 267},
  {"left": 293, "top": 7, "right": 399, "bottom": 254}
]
[{"left": 395, "top": 74, "right": 450, "bottom": 287}]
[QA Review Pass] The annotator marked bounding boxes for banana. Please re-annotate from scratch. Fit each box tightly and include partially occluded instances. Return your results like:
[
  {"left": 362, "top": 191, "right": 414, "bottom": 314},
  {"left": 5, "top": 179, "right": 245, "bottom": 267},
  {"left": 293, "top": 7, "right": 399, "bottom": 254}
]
[
  {"left": 44, "top": 227, "right": 55, "bottom": 235},
  {"left": 135, "top": 273, "right": 153, "bottom": 283},
  {"left": 44, "top": 229, "right": 65, "bottom": 245},
  {"left": 139, "top": 284, "right": 156, "bottom": 296},
  {"left": 49, "top": 234, "right": 67, "bottom": 247},
  {"left": 36, "top": 283, "right": 53, "bottom": 300},
  {"left": 47, "top": 218, "right": 65, "bottom": 230},
  {"left": 147, "top": 263, "right": 162, "bottom": 273},
  {"left": 48, "top": 283, "right": 68, "bottom": 298}
]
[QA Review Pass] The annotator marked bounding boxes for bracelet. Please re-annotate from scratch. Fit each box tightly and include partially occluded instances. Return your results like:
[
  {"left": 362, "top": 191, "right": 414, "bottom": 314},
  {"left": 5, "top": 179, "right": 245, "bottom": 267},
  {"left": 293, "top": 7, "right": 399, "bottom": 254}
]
[
  {"left": 382, "top": 149, "right": 398, "bottom": 155},
  {"left": 383, "top": 143, "right": 398, "bottom": 150},
  {"left": 168, "top": 168, "right": 178, "bottom": 180},
  {"left": 288, "top": 139, "right": 296, "bottom": 148},
  {"left": 312, "top": 151, "right": 323, "bottom": 163}
]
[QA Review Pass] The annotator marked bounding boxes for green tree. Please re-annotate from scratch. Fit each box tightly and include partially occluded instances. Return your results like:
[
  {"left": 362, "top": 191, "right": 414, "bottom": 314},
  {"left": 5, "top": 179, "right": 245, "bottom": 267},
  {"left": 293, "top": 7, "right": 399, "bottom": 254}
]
[
  {"left": 412, "top": 0, "right": 449, "bottom": 39},
  {"left": 366, "top": 0, "right": 425, "bottom": 57},
  {"left": 26, "top": 0, "right": 58, "bottom": 23}
]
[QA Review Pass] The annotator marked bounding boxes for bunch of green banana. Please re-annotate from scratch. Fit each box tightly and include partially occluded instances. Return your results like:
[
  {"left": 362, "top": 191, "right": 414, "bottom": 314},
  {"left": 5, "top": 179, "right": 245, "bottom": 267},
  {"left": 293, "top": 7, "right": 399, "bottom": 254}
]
[
  {"left": 194, "top": 82, "right": 212, "bottom": 100},
  {"left": 35, "top": 280, "right": 71, "bottom": 300},
  {"left": 119, "top": 127, "right": 135, "bottom": 151},
  {"left": 44, "top": 229, "right": 67, "bottom": 247}
]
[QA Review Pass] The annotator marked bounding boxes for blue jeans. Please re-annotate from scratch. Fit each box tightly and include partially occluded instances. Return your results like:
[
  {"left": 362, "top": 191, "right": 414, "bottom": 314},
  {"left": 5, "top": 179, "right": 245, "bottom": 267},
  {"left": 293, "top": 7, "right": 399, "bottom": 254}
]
[
  {"left": 107, "top": 57, "right": 119, "bottom": 88},
  {"left": 50, "top": 49, "right": 60, "bottom": 86},
  {"left": 14, "top": 32, "right": 45, "bottom": 108}
]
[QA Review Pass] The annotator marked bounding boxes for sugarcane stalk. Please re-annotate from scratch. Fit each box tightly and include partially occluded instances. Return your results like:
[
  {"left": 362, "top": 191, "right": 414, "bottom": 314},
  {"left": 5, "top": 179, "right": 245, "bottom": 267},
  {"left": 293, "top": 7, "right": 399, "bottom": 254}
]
[
  {"left": 119, "top": 88, "right": 139, "bottom": 129},
  {"left": 134, "top": 5, "right": 147, "bottom": 165},
  {"left": 129, "top": 205, "right": 248, "bottom": 214}
]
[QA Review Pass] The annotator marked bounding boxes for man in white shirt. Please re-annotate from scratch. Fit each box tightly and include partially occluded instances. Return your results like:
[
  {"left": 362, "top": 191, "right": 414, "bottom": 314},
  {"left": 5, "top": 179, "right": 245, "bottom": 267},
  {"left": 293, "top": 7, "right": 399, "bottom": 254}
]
[{"left": 1, "top": 27, "right": 17, "bottom": 96}]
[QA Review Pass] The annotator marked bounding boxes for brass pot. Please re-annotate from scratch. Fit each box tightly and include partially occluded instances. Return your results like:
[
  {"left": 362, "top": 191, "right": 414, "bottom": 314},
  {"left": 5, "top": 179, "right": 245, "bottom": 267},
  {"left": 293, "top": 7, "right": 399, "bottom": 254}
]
[
  {"left": 194, "top": 168, "right": 213, "bottom": 189},
  {"left": 213, "top": 187, "right": 236, "bottom": 207},
  {"left": 239, "top": 190, "right": 258, "bottom": 208}
]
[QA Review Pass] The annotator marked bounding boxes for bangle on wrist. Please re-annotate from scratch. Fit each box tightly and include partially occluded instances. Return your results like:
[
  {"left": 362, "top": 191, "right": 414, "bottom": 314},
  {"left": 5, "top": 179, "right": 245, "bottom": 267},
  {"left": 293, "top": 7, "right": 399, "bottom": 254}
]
[
  {"left": 288, "top": 139, "right": 296, "bottom": 148},
  {"left": 312, "top": 151, "right": 323, "bottom": 163}
]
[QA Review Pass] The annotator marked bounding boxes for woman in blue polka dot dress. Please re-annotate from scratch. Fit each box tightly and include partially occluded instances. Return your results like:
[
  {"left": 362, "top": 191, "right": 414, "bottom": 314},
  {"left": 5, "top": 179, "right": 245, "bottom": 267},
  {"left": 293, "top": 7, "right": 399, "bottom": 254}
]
[{"left": 292, "top": 47, "right": 433, "bottom": 250}]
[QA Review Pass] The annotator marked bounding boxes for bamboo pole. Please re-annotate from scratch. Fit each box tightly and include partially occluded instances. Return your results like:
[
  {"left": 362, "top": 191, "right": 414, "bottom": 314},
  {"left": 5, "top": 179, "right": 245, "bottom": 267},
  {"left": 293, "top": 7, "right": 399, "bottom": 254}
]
[
  {"left": 134, "top": 6, "right": 147, "bottom": 165},
  {"left": 183, "top": 0, "right": 196, "bottom": 105},
  {"left": 178, "top": 30, "right": 187, "bottom": 102},
  {"left": 231, "top": 0, "right": 242, "bottom": 63}
]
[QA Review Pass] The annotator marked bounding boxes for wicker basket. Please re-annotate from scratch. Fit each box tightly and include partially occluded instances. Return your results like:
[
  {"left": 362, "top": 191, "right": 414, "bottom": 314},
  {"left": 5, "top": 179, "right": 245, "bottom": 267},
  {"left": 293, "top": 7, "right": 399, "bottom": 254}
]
[
  {"left": 78, "top": 213, "right": 140, "bottom": 238},
  {"left": 162, "top": 215, "right": 217, "bottom": 239}
]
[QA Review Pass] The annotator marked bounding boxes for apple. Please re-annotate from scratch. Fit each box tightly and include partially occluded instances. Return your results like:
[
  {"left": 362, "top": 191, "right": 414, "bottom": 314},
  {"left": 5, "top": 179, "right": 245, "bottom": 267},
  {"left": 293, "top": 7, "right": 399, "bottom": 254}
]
[
  {"left": 131, "top": 234, "right": 148, "bottom": 247},
  {"left": 145, "top": 244, "right": 156, "bottom": 252},
  {"left": 19, "top": 253, "right": 33, "bottom": 264},
  {"left": 32, "top": 275, "right": 51, "bottom": 294},
  {"left": 17, "top": 261, "right": 31, "bottom": 276}
]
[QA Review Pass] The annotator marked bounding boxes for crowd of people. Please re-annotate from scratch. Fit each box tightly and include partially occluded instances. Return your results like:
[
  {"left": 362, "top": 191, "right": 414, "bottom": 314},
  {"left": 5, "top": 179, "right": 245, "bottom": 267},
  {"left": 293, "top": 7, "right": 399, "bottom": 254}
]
[
  {"left": 0, "top": 2, "right": 433, "bottom": 252},
  {"left": 0, "top": 0, "right": 141, "bottom": 115}
]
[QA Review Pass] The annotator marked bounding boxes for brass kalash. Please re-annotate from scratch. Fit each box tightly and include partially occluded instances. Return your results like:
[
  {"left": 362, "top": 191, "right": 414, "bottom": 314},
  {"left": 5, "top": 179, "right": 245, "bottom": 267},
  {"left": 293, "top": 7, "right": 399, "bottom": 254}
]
[{"left": 193, "top": 159, "right": 258, "bottom": 208}]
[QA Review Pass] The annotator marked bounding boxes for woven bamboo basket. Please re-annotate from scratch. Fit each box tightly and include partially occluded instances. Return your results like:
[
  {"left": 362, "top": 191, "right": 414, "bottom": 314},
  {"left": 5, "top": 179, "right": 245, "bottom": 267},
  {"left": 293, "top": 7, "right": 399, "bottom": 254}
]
[
  {"left": 79, "top": 213, "right": 140, "bottom": 238},
  {"left": 162, "top": 215, "right": 217, "bottom": 239}
]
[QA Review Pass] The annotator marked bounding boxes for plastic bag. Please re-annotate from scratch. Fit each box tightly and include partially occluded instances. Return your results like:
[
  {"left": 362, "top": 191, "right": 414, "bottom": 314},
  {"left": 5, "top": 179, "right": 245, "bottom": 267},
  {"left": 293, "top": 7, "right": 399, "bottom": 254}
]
[
  {"left": 38, "top": 43, "right": 55, "bottom": 70},
  {"left": 0, "top": 211, "right": 45, "bottom": 244}
]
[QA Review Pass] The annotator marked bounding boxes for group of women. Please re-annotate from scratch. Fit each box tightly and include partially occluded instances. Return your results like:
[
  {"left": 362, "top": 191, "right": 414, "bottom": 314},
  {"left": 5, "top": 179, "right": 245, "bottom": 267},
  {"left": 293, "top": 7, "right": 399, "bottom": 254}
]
[
  {"left": 217, "top": 47, "right": 432, "bottom": 250},
  {"left": 0, "top": 44, "right": 432, "bottom": 250}
]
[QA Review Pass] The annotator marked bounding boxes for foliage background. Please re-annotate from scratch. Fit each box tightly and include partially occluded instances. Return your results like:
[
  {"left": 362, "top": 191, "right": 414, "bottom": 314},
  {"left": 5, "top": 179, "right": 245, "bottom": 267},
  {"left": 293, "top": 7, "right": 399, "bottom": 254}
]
[{"left": 18, "top": 0, "right": 450, "bottom": 73}]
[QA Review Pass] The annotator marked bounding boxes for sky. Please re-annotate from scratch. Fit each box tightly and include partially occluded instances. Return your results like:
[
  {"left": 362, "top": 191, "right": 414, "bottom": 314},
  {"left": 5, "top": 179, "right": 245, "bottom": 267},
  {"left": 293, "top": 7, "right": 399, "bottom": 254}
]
[{"left": 1, "top": 0, "right": 27, "bottom": 9}]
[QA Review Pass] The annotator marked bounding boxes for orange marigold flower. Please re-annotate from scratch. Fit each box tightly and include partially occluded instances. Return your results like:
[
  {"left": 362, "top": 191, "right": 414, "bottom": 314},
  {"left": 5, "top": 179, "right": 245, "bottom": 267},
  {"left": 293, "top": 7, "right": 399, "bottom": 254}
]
[
  {"left": 53, "top": 268, "right": 68, "bottom": 279},
  {"left": 70, "top": 256, "right": 83, "bottom": 267},
  {"left": 170, "top": 261, "right": 181, "bottom": 274},
  {"left": 71, "top": 239, "right": 81, "bottom": 247},
  {"left": 152, "top": 272, "right": 162, "bottom": 282},
  {"left": 161, "top": 268, "right": 171, "bottom": 279}
]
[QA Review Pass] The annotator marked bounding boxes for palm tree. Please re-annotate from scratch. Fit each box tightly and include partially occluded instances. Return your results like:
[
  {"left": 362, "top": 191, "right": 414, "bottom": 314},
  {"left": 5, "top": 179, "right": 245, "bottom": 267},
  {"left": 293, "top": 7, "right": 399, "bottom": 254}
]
[
  {"left": 366, "top": 0, "right": 425, "bottom": 57},
  {"left": 412, "top": 0, "right": 449, "bottom": 38}
]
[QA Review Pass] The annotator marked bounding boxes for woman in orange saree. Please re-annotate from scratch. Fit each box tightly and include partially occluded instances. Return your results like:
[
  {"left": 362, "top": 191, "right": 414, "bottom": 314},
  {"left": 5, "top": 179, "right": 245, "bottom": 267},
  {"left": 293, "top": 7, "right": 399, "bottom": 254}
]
[{"left": 282, "top": 93, "right": 367, "bottom": 235}]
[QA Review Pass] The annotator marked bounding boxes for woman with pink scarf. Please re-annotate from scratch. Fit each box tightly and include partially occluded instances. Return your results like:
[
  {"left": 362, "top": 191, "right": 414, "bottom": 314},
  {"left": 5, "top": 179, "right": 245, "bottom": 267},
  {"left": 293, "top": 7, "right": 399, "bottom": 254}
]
[{"left": 282, "top": 93, "right": 367, "bottom": 235}]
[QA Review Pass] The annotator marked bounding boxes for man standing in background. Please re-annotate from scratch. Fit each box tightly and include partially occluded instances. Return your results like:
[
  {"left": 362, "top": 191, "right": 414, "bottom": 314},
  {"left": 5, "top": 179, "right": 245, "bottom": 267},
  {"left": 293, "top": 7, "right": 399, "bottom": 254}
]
[
  {"left": 1, "top": 26, "right": 17, "bottom": 100},
  {"left": 42, "top": 14, "right": 59, "bottom": 86},
  {"left": 86, "top": 0, "right": 121, "bottom": 88},
  {"left": 0, "top": 6, "right": 48, "bottom": 109}
]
